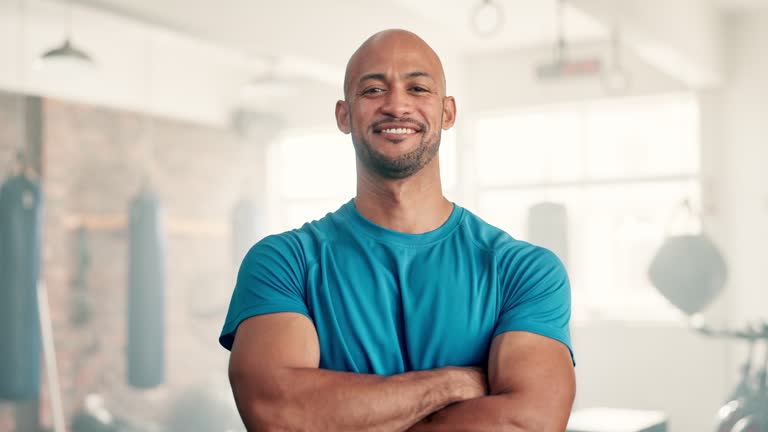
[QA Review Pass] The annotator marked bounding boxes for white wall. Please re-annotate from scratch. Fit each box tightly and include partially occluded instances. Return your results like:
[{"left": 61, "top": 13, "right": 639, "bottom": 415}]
[
  {"left": 701, "top": 10, "right": 768, "bottom": 324},
  {"left": 699, "top": 10, "right": 768, "bottom": 401}
]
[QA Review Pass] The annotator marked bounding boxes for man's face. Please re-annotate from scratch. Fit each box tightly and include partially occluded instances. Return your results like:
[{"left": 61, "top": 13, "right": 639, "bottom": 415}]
[{"left": 336, "top": 33, "right": 456, "bottom": 180}]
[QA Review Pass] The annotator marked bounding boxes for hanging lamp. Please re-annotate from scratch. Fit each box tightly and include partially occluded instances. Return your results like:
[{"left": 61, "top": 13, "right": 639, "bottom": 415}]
[{"left": 41, "top": 0, "right": 94, "bottom": 65}]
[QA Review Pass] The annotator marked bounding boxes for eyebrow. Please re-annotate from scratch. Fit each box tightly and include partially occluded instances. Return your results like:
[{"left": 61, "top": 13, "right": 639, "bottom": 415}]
[
  {"left": 406, "top": 71, "right": 433, "bottom": 80},
  {"left": 358, "top": 71, "right": 435, "bottom": 85}
]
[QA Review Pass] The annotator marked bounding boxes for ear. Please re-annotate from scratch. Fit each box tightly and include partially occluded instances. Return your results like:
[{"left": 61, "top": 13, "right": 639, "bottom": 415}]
[
  {"left": 441, "top": 96, "right": 457, "bottom": 130},
  {"left": 335, "top": 100, "right": 351, "bottom": 134}
]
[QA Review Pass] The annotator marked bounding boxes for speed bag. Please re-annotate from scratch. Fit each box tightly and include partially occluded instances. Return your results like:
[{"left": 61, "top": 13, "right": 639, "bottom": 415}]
[
  {"left": 648, "top": 233, "right": 727, "bottom": 315},
  {"left": 527, "top": 202, "right": 569, "bottom": 268},
  {"left": 0, "top": 175, "right": 43, "bottom": 400},
  {"left": 126, "top": 189, "right": 166, "bottom": 388}
]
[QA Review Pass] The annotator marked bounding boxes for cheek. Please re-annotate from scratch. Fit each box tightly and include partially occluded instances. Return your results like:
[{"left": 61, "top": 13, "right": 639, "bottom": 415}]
[
  {"left": 351, "top": 105, "right": 376, "bottom": 129},
  {"left": 424, "top": 102, "right": 445, "bottom": 127}
]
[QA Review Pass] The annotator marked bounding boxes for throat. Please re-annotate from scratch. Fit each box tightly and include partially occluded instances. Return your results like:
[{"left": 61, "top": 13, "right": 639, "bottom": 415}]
[{"left": 353, "top": 194, "right": 453, "bottom": 234}]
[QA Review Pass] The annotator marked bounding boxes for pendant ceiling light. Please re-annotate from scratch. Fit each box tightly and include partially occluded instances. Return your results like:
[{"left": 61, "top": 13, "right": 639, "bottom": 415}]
[
  {"left": 41, "top": 0, "right": 94, "bottom": 65},
  {"left": 535, "top": 0, "right": 602, "bottom": 81},
  {"left": 471, "top": 0, "right": 504, "bottom": 37},
  {"left": 239, "top": 56, "right": 301, "bottom": 106},
  {"left": 42, "top": 38, "right": 93, "bottom": 63}
]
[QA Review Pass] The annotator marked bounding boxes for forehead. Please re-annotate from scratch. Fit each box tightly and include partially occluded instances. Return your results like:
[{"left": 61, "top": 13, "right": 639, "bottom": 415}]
[{"left": 346, "top": 34, "right": 445, "bottom": 89}]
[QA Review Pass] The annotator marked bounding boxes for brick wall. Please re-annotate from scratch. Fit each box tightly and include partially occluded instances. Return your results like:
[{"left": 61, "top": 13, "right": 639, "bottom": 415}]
[
  {"left": 0, "top": 91, "right": 22, "bottom": 176},
  {"left": 1, "top": 92, "right": 261, "bottom": 431}
]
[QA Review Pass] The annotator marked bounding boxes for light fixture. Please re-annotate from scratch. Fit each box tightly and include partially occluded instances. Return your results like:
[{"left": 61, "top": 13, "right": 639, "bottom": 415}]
[
  {"left": 535, "top": 0, "right": 603, "bottom": 81},
  {"left": 40, "top": 0, "right": 94, "bottom": 65},
  {"left": 41, "top": 38, "right": 93, "bottom": 63},
  {"left": 471, "top": 0, "right": 504, "bottom": 37},
  {"left": 238, "top": 56, "right": 300, "bottom": 105}
]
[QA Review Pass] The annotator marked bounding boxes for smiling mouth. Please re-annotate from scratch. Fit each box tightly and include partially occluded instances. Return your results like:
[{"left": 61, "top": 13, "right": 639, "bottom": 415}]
[
  {"left": 378, "top": 127, "right": 418, "bottom": 135},
  {"left": 373, "top": 122, "right": 424, "bottom": 139}
]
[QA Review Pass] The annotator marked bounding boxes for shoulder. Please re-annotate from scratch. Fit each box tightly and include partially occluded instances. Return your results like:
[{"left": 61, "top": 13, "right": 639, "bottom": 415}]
[
  {"left": 457, "top": 206, "right": 526, "bottom": 253},
  {"left": 242, "top": 202, "right": 351, "bottom": 269},
  {"left": 499, "top": 243, "right": 566, "bottom": 280},
  {"left": 456, "top": 206, "right": 565, "bottom": 277}
]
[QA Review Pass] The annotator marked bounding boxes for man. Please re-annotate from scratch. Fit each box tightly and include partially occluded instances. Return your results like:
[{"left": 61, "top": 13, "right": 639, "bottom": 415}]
[{"left": 220, "top": 29, "right": 575, "bottom": 431}]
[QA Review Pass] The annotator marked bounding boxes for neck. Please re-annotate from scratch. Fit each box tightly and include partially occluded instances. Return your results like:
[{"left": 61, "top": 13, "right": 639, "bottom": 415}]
[{"left": 354, "top": 157, "right": 452, "bottom": 234}]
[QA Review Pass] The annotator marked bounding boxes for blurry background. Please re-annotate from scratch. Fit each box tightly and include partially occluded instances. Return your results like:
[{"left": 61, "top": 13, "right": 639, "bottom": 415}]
[{"left": 0, "top": 0, "right": 767, "bottom": 431}]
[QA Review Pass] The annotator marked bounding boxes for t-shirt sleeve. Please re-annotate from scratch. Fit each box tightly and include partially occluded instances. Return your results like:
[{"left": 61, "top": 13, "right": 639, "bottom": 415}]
[
  {"left": 495, "top": 244, "right": 575, "bottom": 366},
  {"left": 218, "top": 232, "right": 311, "bottom": 351}
]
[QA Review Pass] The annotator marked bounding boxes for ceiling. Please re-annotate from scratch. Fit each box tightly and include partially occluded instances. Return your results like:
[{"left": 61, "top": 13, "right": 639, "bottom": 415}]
[
  {"left": 17, "top": 0, "right": 761, "bottom": 126},
  {"left": 67, "top": 0, "right": 608, "bottom": 73},
  {"left": 709, "top": 0, "right": 768, "bottom": 11},
  {"left": 65, "top": 0, "right": 767, "bottom": 94}
]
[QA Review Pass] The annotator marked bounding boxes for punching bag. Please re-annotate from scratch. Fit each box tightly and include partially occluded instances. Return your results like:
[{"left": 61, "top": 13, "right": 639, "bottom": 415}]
[
  {"left": 0, "top": 174, "right": 43, "bottom": 400},
  {"left": 648, "top": 234, "right": 727, "bottom": 315},
  {"left": 231, "top": 198, "right": 260, "bottom": 268},
  {"left": 527, "top": 202, "right": 569, "bottom": 268},
  {"left": 126, "top": 188, "right": 166, "bottom": 388}
]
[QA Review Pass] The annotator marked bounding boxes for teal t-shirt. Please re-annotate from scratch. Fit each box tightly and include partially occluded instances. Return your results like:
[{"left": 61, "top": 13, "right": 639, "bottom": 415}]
[{"left": 220, "top": 199, "right": 574, "bottom": 373}]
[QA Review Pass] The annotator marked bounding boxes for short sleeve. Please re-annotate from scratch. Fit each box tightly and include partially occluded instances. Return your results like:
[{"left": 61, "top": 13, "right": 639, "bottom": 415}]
[
  {"left": 218, "top": 232, "right": 311, "bottom": 351},
  {"left": 495, "top": 245, "right": 575, "bottom": 366}
]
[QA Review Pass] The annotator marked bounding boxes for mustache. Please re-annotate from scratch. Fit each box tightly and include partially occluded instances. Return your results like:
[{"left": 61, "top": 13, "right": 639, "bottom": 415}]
[{"left": 369, "top": 118, "right": 426, "bottom": 131}]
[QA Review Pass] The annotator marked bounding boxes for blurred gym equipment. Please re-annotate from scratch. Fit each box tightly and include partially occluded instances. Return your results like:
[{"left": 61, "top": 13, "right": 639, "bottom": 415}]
[
  {"left": 649, "top": 221, "right": 767, "bottom": 431},
  {"left": 0, "top": 173, "right": 43, "bottom": 401},
  {"left": 126, "top": 186, "right": 166, "bottom": 389},
  {"left": 567, "top": 407, "right": 667, "bottom": 432},
  {"left": 648, "top": 233, "right": 727, "bottom": 315},
  {"left": 527, "top": 202, "right": 569, "bottom": 268},
  {"left": 230, "top": 198, "right": 260, "bottom": 269},
  {"left": 691, "top": 321, "right": 768, "bottom": 432}
]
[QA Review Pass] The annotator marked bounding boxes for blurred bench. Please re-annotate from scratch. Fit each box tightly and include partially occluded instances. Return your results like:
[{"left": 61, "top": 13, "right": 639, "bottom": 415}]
[{"left": 567, "top": 407, "right": 668, "bottom": 432}]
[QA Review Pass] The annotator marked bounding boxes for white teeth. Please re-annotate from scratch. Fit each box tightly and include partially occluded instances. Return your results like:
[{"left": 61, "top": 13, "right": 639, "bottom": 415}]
[{"left": 381, "top": 128, "right": 415, "bottom": 134}]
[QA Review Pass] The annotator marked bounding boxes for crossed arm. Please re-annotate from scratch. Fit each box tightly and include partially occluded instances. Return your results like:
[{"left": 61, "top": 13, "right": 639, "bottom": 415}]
[{"left": 228, "top": 312, "right": 575, "bottom": 432}]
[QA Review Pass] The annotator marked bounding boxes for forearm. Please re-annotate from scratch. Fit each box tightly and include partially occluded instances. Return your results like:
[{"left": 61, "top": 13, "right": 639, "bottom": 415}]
[
  {"left": 232, "top": 366, "right": 477, "bottom": 432},
  {"left": 407, "top": 392, "right": 569, "bottom": 432}
]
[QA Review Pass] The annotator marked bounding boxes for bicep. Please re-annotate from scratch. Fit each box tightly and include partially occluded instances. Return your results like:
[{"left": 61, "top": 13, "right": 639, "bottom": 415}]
[
  {"left": 488, "top": 331, "right": 575, "bottom": 429},
  {"left": 229, "top": 312, "right": 320, "bottom": 398}
]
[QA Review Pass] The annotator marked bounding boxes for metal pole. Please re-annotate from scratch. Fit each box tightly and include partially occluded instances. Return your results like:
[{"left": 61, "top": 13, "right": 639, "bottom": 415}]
[{"left": 37, "top": 281, "right": 67, "bottom": 432}]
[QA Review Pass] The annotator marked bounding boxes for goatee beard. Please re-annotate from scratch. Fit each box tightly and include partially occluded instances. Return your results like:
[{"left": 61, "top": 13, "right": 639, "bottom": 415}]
[{"left": 352, "top": 130, "right": 441, "bottom": 180}]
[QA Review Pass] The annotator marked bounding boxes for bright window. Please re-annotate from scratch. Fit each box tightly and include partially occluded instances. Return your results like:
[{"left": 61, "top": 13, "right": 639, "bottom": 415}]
[{"left": 473, "top": 93, "right": 700, "bottom": 322}]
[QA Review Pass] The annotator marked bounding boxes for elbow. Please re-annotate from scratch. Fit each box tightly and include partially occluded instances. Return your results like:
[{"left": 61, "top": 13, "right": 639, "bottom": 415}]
[
  {"left": 496, "top": 390, "right": 574, "bottom": 432},
  {"left": 238, "top": 400, "right": 299, "bottom": 432},
  {"left": 497, "top": 416, "right": 563, "bottom": 432},
  {"left": 229, "top": 371, "right": 298, "bottom": 432}
]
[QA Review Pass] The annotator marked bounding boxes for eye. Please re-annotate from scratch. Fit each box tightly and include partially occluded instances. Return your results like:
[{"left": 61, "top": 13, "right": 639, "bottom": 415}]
[
  {"left": 410, "top": 86, "right": 430, "bottom": 93},
  {"left": 362, "top": 87, "right": 385, "bottom": 95}
]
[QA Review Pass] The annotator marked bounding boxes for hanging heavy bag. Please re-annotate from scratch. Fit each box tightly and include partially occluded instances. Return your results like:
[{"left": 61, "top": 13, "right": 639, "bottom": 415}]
[
  {"left": 527, "top": 202, "right": 569, "bottom": 268},
  {"left": 0, "top": 174, "right": 43, "bottom": 400},
  {"left": 126, "top": 188, "right": 166, "bottom": 388},
  {"left": 231, "top": 198, "right": 259, "bottom": 269}
]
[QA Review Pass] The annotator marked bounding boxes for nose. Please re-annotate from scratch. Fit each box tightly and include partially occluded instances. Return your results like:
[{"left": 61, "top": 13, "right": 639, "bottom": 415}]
[{"left": 379, "top": 86, "right": 412, "bottom": 118}]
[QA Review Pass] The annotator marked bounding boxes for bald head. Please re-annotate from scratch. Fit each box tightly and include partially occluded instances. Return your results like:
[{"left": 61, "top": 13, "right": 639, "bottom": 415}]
[{"left": 343, "top": 29, "right": 447, "bottom": 101}]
